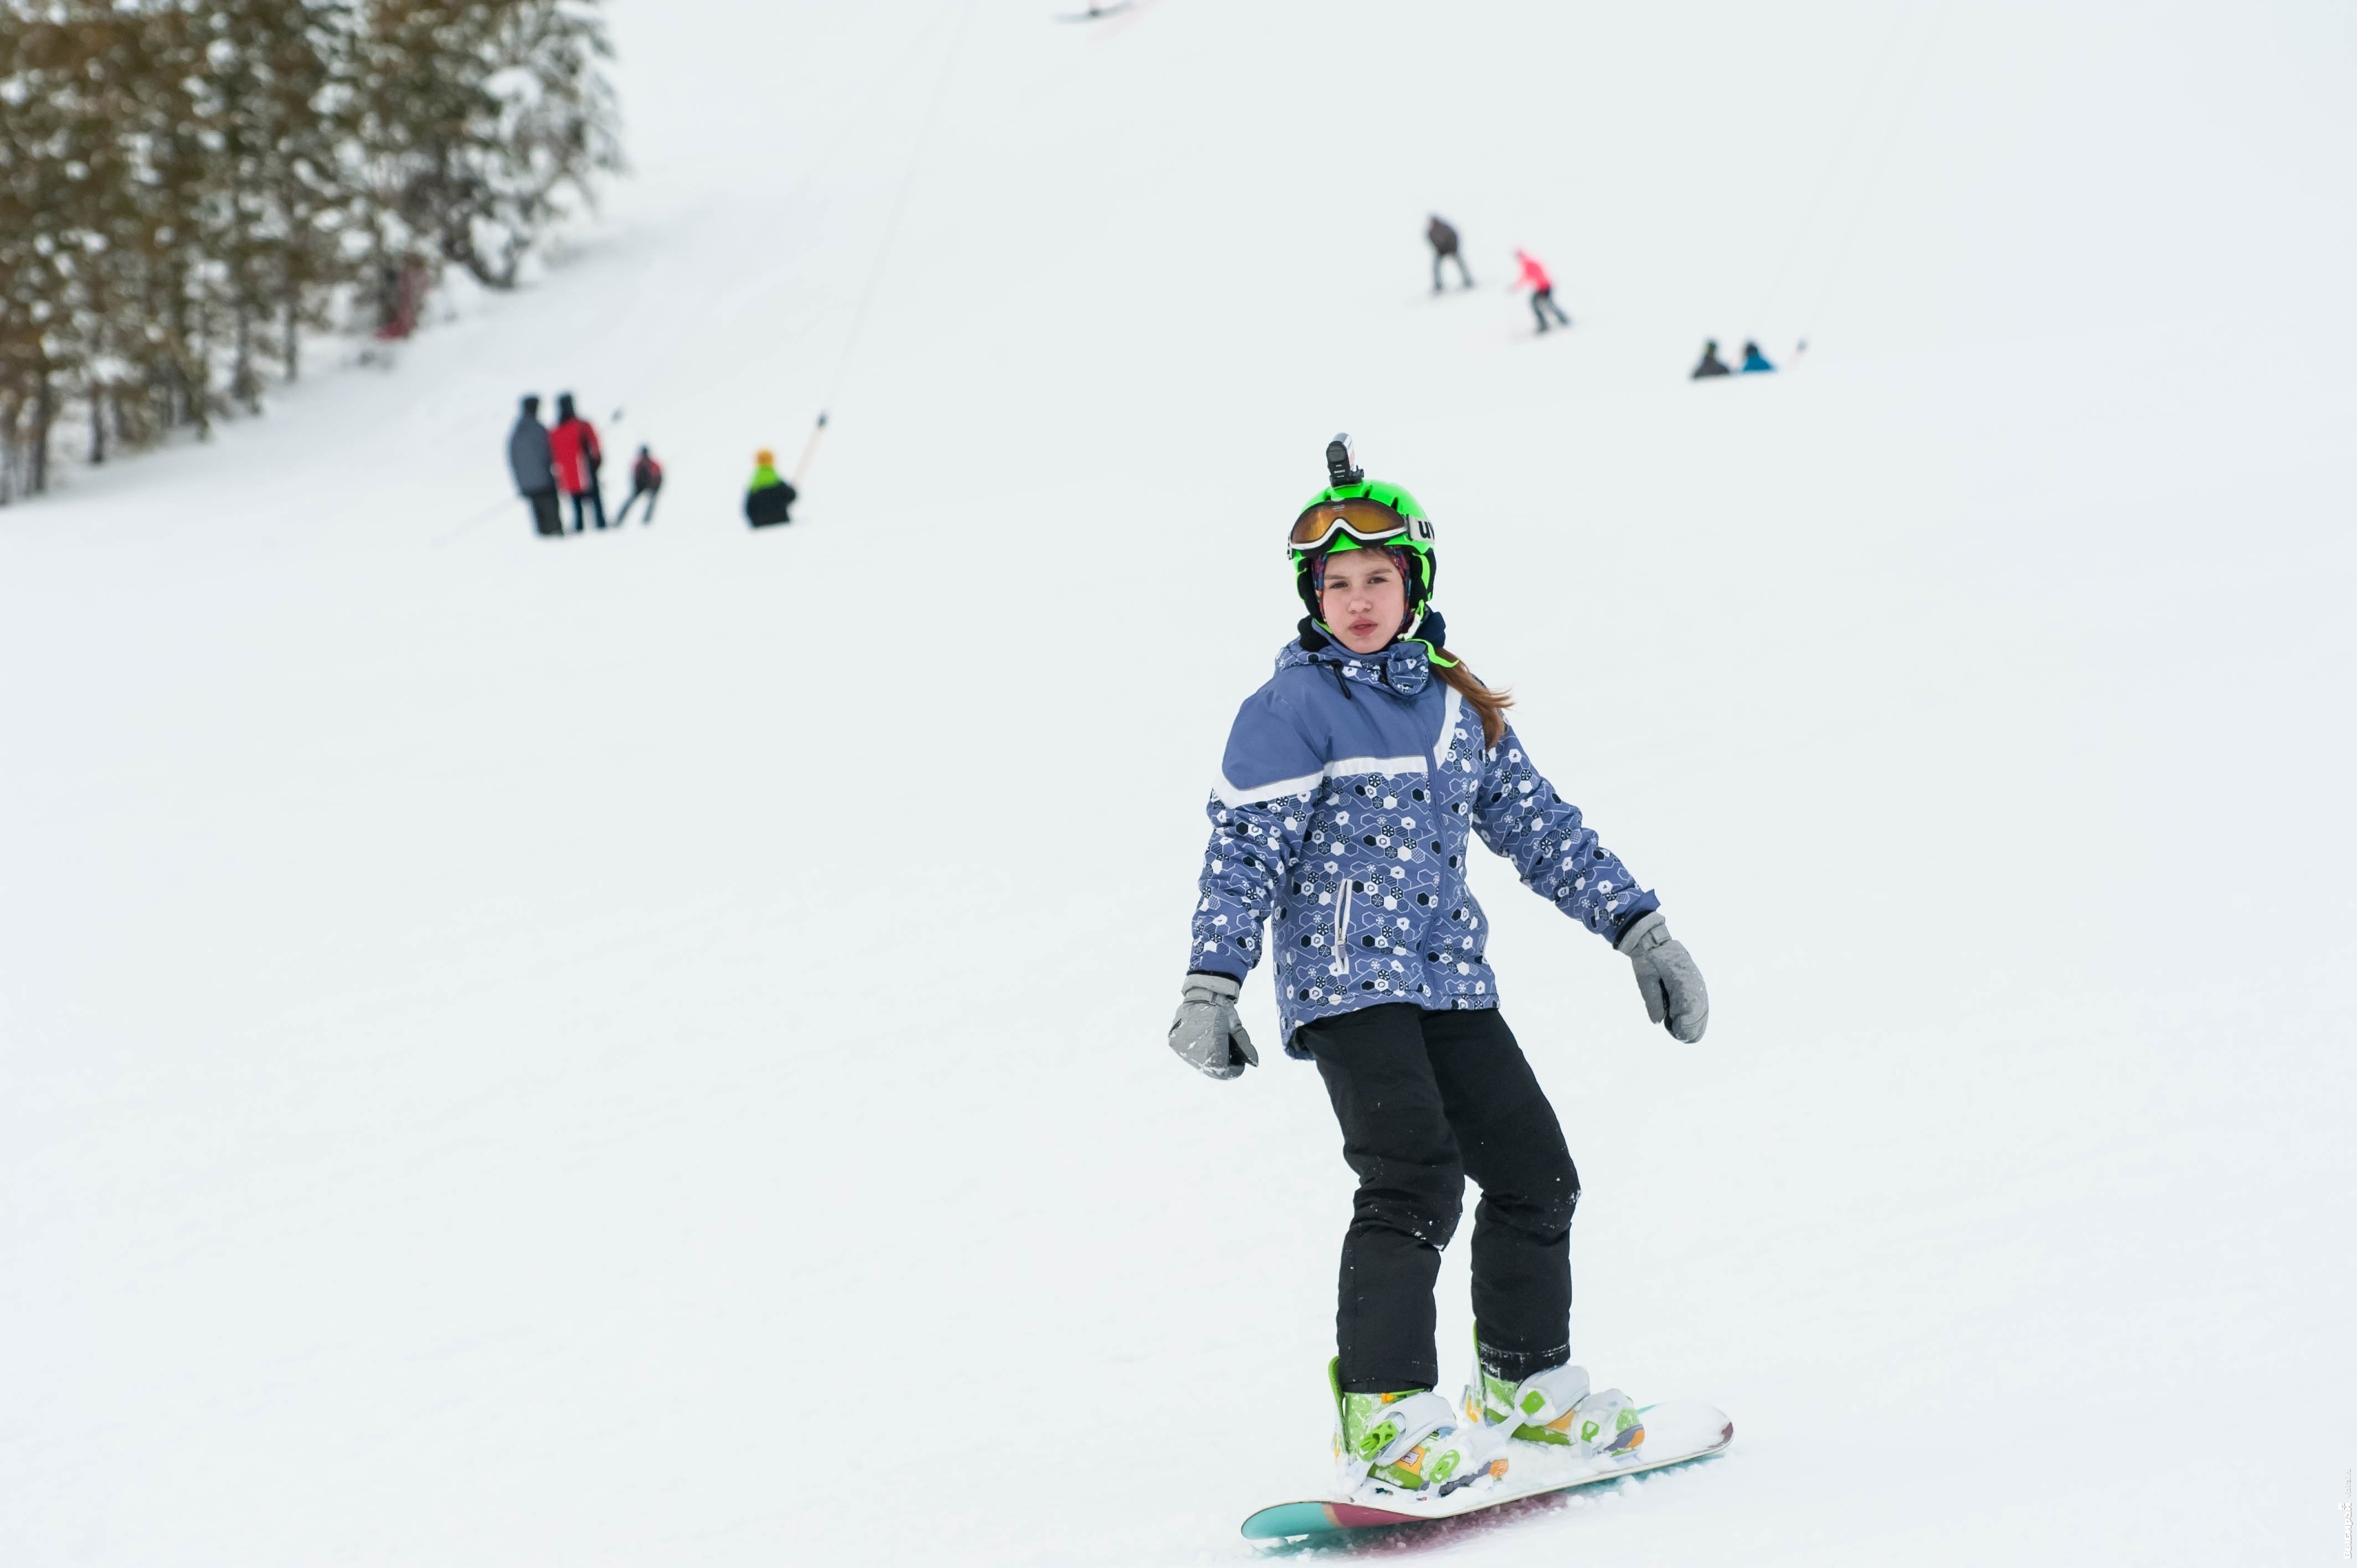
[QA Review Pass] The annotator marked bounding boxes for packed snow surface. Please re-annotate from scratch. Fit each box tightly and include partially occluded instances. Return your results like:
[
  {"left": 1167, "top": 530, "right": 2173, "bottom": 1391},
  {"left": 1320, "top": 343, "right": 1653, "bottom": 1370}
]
[{"left": 5, "top": 2, "right": 2354, "bottom": 1564}]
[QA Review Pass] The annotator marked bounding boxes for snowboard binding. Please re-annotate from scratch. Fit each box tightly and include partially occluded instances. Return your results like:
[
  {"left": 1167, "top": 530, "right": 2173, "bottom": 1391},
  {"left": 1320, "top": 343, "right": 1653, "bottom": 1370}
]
[
  {"left": 1330, "top": 1360, "right": 1512, "bottom": 1502},
  {"left": 1471, "top": 1338, "right": 1646, "bottom": 1460}
]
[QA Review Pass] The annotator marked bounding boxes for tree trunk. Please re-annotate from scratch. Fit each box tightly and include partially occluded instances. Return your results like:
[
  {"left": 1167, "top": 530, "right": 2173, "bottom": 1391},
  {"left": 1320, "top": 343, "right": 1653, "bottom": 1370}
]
[
  {"left": 234, "top": 300, "right": 259, "bottom": 413},
  {"left": 195, "top": 301, "right": 215, "bottom": 439},
  {"left": 177, "top": 341, "right": 212, "bottom": 442},
  {"left": 284, "top": 290, "right": 301, "bottom": 382},
  {"left": 91, "top": 381, "right": 107, "bottom": 465},
  {"left": 30, "top": 377, "right": 54, "bottom": 495}
]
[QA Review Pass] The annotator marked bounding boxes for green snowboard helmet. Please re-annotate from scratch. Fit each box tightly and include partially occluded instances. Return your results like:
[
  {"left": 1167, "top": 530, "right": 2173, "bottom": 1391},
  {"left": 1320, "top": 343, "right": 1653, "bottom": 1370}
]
[{"left": 1289, "top": 434, "right": 1437, "bottom": 618}]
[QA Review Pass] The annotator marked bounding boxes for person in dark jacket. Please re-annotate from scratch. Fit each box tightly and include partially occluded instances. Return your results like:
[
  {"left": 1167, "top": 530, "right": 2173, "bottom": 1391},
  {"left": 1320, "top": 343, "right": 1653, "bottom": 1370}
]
[
  {"left": 744, "top": 448, "right": 797, "bottom": 528},
  {"left": 1690, "top": 340, "right": 1732, "bottom": 379},
  {"left": 548, "top": 393, "right": 607, "bottom": 531},
  {"left": 614, "top": 445, "right": 665, "bottom": 526},
  {"left": 1426, "top": 215, "right": 1473, "bottom": 292},
  {"left": 1740, "top": 339, "right": 1776, "bottom": 374},
  {"left": 507, "top": 395, "right": 562, "bottom": 537}
]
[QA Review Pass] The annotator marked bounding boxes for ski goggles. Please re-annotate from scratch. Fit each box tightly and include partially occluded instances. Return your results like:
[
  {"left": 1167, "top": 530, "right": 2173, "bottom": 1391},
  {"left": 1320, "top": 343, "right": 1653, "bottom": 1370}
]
[{"left": 1288, "top": 497, "right": 1436, "bottom": 555}]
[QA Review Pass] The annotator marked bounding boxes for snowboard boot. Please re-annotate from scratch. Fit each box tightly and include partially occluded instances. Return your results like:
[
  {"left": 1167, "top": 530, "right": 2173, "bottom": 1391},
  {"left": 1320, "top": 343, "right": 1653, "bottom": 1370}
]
[
  {"left": 1471, "top": 1341, "right": 1645, "bottom": 1459},
  {"left": 1329, "top": 1359, "right": 1510, "bottom": 1499}
]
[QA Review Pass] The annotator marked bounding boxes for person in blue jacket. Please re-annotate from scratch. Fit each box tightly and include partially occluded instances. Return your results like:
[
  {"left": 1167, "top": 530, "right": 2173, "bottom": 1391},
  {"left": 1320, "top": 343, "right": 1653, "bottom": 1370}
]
[{"left": 1168, "top": 435, "right": 1711, "bottom": 1502}]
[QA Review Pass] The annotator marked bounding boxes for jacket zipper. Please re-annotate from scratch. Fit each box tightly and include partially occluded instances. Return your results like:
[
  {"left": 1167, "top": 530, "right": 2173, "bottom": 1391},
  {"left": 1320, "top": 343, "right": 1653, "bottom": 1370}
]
[{"left": 1330, "top": 880, "right": 1352, "bottom": 977}]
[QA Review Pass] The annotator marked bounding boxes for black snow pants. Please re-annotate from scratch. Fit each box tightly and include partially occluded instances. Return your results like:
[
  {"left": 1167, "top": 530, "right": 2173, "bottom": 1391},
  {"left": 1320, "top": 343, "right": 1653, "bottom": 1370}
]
[
  {"left": 568, "top": 486, "right": 608, "bottom": 532},
  {"left": 1298, "top": 1003, "right": 1579, "bottom": 1395},
  {"left": 526, "top": 489, "right": 563, "bottom": 537},
  {"left": 1530, "top": 287, "right": 1571, "bottom": 330},
  {"left": 1432, "top": 250, "right": 1473, "bottom": 291}
]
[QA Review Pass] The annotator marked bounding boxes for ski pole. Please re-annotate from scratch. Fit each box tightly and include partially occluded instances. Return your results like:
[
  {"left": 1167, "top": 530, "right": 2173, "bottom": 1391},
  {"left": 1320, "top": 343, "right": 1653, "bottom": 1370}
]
[{"left": 791, "top": 410, "right": 829, "bottom": 489}]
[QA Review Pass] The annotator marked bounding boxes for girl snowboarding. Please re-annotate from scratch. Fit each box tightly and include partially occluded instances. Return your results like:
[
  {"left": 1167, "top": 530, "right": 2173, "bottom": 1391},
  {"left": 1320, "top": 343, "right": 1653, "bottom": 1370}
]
[{"left": 1169, "top": 435, "right": 1709, "bottom": 1504}]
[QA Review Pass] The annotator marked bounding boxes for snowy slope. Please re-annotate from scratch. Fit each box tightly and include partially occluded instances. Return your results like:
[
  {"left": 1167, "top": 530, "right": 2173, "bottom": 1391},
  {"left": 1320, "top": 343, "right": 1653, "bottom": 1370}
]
[{"left": 4, "top": 2, "right": 2355, "bottom": 1564}]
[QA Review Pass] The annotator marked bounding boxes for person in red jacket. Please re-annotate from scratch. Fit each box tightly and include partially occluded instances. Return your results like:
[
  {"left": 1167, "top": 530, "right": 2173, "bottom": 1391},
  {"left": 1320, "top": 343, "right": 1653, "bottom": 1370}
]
[
  {"left": 614, "top": 445, "right": 664, "bottom": 526},
  {"left": 1513, "top": 249, "right": 1572, "bottom": 333},
  {"left": 548, "top": 393, "right": 608, "bottom": 531}
]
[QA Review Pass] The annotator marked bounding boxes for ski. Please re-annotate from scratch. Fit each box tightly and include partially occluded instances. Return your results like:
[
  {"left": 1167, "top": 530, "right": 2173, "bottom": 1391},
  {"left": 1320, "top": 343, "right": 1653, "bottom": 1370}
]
[{"left": 1241, "top": 1399, "right": 1732, "bottom": 1543}]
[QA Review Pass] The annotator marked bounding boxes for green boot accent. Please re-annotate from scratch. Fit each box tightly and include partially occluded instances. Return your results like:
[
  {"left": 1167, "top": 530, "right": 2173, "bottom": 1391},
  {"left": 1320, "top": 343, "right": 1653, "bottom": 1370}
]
[
  {"left": 1471, "top": 1332, "right": 1645, "bottom": 1455},
  {"left": 1327, "top": 1358, "right": 1482, "bottom": 1494}
]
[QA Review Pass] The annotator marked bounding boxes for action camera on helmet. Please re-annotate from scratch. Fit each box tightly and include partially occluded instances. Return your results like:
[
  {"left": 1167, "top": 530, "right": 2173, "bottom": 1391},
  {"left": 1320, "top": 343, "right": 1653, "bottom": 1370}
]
[{"left": 1326, "top": 434, "right": 1363, "bottom": 488}]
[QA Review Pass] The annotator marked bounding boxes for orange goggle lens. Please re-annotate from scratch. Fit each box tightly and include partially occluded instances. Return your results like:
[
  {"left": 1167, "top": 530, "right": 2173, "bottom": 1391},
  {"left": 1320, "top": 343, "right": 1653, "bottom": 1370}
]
[{"left": 1289, "top": 498, "right": 1425, "bottom": 552}]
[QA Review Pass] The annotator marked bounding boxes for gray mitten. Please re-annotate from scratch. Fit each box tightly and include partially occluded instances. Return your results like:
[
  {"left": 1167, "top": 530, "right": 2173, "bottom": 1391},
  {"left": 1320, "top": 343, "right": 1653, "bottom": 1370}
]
[
  {"left": 1615, "top": 911, "right": 1709, "bottom": 1043},
  {"left": 1168, "top": 972, "right": 1259, "bottom": 1080}
]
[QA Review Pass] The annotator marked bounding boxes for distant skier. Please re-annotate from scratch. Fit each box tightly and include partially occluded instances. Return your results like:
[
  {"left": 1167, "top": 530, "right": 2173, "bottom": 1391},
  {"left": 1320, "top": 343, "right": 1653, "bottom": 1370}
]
[
  {"left": 1512, "top": 250, "right": 1571, "bottom": 332},
  {"left": 507, "top": 395, "right": 562, "bottom": 538},
  {"left": 614, "top": 445, "right": 665, "bottom": 525},
  {"left": 548, "top": 393, "right": 607, "bottom": 531},
  {"left": 1740, "top": 340, "right": 1776, "bottom": 374},
  {"left": 1169, "top": 434, "right": 1710, "bottom": 1507},
  {"left": 1690, "top": 340, "right": 1732, "bottom": 379},
  {"left": 1426, "top": 215, "right": 1473, "bottom": 292},
  {"left": 744, "top": 448, "right": 797, "bottom": 528}
]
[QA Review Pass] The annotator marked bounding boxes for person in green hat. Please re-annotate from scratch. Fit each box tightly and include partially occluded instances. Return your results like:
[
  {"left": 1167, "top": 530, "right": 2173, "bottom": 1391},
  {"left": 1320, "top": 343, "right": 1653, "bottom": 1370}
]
[
  {"left": 744, "top": 448, "right": 797, "bottom": 528},
  {"left": 1167, "top": 434, "right": 1711, "bottom": 1503}
]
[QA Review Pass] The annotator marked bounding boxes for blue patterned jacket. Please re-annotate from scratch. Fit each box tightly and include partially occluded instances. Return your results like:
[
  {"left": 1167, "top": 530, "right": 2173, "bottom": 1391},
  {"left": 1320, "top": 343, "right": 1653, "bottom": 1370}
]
[{"left": 1189, "top": 633, "right": 1659, "bottom": 1055}]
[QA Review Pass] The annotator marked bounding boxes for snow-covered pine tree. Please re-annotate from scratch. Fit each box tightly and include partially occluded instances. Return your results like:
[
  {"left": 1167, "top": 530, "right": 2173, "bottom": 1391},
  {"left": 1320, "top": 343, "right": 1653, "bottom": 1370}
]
[
  {"left": 0, "top": 0, "right": 619, "bottom": 500},
  {"left": 349, "top": 0, "right": 620, "bottom": 293},
  {"left": 193, "top": 0, "right": 357, "bottom": 403}
]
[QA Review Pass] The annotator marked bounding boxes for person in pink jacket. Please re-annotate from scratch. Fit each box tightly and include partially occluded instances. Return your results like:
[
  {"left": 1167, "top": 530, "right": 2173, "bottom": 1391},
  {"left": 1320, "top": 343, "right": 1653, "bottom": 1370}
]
[{"left": 1514, "top": 249, "right": 1572, "bottom": 333}]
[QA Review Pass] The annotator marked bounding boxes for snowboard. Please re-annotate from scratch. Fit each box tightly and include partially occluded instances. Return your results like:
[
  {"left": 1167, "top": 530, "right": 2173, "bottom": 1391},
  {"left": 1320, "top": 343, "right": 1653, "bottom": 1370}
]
[{"left": 1240, "top": 1398, "right": 1732, "bottom": 1543}]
